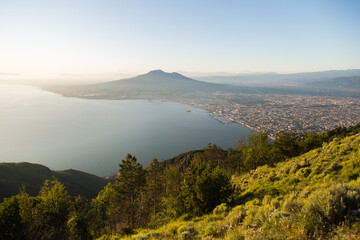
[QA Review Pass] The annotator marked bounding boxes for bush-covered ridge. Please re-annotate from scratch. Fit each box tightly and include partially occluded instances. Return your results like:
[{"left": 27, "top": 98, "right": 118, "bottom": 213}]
[
  {"left": 0, "top": 162, "right": 111, "bottom": 200},
  {"left": 1, "top": 124, "right": 360, "bottom": 239},
  {"left": 122, "top": 133, "right": 360, "bottom": 239}
]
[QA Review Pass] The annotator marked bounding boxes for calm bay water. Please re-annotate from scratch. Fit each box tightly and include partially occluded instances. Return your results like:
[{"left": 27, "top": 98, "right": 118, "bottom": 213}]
[{"left": 0, "top": 84, "right": 252, "bottom": 176}]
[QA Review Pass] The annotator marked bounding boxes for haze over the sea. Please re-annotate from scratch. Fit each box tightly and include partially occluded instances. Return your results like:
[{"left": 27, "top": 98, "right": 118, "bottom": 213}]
[
  {"left": 0, "top": 84, "right": 252, "bottom": 176},
  {"left": 0, "top": 0, "right": 359, "bottom": 83}
]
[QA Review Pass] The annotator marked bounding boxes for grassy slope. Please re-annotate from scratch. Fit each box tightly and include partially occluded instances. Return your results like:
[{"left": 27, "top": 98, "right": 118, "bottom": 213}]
[
  {"left": 0, "top": 162, "right": 111, "bottom": 200},
  {"left": 113, "top": 133, "right": 360, "bottom": 239}
]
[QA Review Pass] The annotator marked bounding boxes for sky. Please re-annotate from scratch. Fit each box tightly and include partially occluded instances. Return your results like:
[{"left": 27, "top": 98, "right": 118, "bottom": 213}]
[{"left": 0, "top": 0, "right": 360, "bottom": 82}]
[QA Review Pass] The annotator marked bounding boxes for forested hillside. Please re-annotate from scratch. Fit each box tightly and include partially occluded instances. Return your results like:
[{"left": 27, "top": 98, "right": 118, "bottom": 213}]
[
  {"left": 1, "top": 124, "right": 359, "bottom": 239},
  {"left": 127, "top": 131, "right": 360, "bottom": 239}
]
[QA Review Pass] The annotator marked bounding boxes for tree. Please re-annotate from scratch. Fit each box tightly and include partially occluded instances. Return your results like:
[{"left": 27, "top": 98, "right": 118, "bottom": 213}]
[
  {"left": 144, "top": 158, "right": 165, "bottom": 224},
  {"left": 67, "top": 196, "right": 91, "bottom": 240},
  {"left": 203, "top": 144, "right": 227, "bottom": 168},
  {"left": 274, "top": 130, "right": 300, "bottom": 159},
  {"left": 0, "top": 195, "right": 23, "bottom": 239},
  {"left": 181, "top": 163, "right": 233, "bottom": 215},
  {"left": 227, "top": 138, "right": 247, "bottom": 174},
  {"left": 243, "top": 131, "right": 272, "bottom": 170},
  {"left": 181, "top": 162, "right": 203, "bottom": 215},
  {"left": 163, "top": 165, "right": 184, "bottom": 218},
  {"left": 195, "top": 166, "right": 233, "bottom": 213},
  {"left": 35, "top": 179, "right": 72, "bottom": 239},
  {"left": 17, "top": 179, "right": 72, "bottom": 239},
  {"left": 90, "top": 182, "right": 115, "bottom": 236},
  {"left": 111, "top": 154, "right": 145, "bottom": 230},
  {"left": 298, "top": 131, "right": 326, "bottom": 153}
]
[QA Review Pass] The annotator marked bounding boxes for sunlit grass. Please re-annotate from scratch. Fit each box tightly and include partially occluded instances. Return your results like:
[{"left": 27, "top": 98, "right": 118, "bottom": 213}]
[{"left": 105, "top": 133, "right": 360, "bottom": 239}]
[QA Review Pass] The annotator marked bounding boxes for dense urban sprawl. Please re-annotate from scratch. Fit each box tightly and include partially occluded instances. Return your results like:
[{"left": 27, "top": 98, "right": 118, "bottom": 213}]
[{"left": 173, "top": 92, "right": 360, "bottom": 138}]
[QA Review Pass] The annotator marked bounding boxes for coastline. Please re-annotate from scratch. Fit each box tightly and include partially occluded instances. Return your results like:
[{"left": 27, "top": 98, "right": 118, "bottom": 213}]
[{"left": 38, "top": 85, "right": 267, "bottom": 139}]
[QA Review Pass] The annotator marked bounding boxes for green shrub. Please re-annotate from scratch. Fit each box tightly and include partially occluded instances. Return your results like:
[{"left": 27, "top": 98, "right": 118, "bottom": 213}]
[
  {"left": 225, "top": 228, "right": 244, "bottom": 240},
  {"left": 178, "top": 223, "right": 198, "bottom": 239},
  {"left": 290, "top": 163, "right": 301, "bottom": 173},
  {"left": 0, "top": 195, "right": 23, "bottom": 239},
  {"left": 177, "top": 224, "right": 188, "bottom": 234},
  {"left": 179, "top": 225, "right": 197, "bottom": 239},
  {"left": 180, "top": 230, "right": 191, "bottom": 239},
  {"left": 204, "top": 222, "right": 223, "bottom": 237},
  {"left": 135, "top": 233, "right": 150, "bottom": 240},
  {"left": 164, "top": 224, "right": 178, "bottom": 236},
  {"left": 335, "top": 222, "right": 360, "bottom": 240},
  {"left": 329, "top": 162, "right": 343, "bottom": 171},
  {"left": 225, "top": 205, "right": 246, "bottom": 227},
  {"left": 283, "top": 198, "right": 301, "bottom": 213},
  {"left": 302, "top": 184, "right": 360, "bottom": 234},
  {"left": 213, "top": 203, "right": 229, "bottom": 216}
]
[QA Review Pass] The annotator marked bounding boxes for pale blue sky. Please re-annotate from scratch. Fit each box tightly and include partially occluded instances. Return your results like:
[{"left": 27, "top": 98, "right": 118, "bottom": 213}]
[{"left": 0, "top": 0, "right": 359, "bottom": 81}]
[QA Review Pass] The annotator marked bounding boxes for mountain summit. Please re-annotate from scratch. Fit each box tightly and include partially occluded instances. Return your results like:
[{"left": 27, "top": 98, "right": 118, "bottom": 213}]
[
  {"left": 147, "top": 69, "right": 166, "bottom": 74},
  {"left": 42, "top": 70, "right": 235, "bottom": 99},
  {"left": 103, "top": 69, "right": 206, "bottom": 86}
]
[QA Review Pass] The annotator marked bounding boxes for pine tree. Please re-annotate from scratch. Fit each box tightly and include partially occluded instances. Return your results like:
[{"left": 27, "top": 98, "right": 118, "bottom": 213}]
[
  {"left": 163, "top": 165, "right": 184, "bottom": 218},
  {"left": 243, "top": 131, "right": 272, "bottom": 170},
  {"left": 111, "top": 154, "right": 145, "bottom": 230},
  {"left": 144, "top": 158, "right": 165, "bottom": 223}
]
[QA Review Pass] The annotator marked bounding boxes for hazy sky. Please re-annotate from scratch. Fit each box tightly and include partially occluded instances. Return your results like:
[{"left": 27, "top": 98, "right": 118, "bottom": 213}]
[{"left": 0, "top": 0, "right": 359, "bottom": 81}]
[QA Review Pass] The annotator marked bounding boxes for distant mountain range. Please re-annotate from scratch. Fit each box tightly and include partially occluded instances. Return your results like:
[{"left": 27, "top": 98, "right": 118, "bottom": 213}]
[
  {"left": 42, "top": 69, "right": 245, "bottom": 99},
  {"left": 98, "top": 69, "right": 360, "bottom": 89},
  {"left": 306, "top": 76, "right": 360, "bottom": 89},
  {"left": 41, "top": 69, "right": 360, "bottom": 99},
  {"left": 196, "top": 69, "right": 360, "bottom": 86},
  {"left": 0, "top": 162, "right": 112, "bottom": 200}
]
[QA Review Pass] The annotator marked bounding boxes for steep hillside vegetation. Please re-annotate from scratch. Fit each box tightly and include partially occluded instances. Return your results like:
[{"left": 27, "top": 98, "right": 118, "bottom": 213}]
[
  {"left": 1, "top": 125, "right": 360, "bottom": 239},
  {"left": 121, "top": 133, "right": 360, "bottom": 239}
]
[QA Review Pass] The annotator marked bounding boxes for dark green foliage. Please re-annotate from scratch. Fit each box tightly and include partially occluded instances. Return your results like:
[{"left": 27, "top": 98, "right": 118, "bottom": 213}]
[
  {"left": 298, "top": 132, "right": 327, "bottom": 153},
  {"left": 37, "top": 179, "right": 72, "bottom": 227},
  {"left": 144, "top": 158, "right": 165, "bottom": 225},
  {"left": 110, "top": 154, "right": 146, "bottom": 229},
  {"left": 274, "top": 130, "right": 300, "bottom": 158},
  {"left": 181, "top": 163, "right": 233, "bottom": 216},
  {"left": 227, "top": 131, "right": 274, "bottom": 173},
  {"left": 0, "top": 195, "right": 23, "bottom": 240},
  {"left": 161, "top": 150, "right": 205, "bottom": 172},
  {"left": 68, "top": 197, "right": 92, "bottom": 240},
  {"left": 194, "top": 167, "right": 233, "bottom": 213},
  {"left": 243, "top": 131, "right": 273, "bottom": 170},
  {"left": 90, "top": 183, "right": 114, "bottom": 236},
  {"left": 0, "top": 180, "right": 74, "bottom": 240},
  {"left": 163, "top": 165, "right": 184, "bottom": 218},
  {"left": 201, "top": 144, "right": 227, "bottom": 168},
  {"left": 24, "top": 179, "right": 72, "bottom": 239}
]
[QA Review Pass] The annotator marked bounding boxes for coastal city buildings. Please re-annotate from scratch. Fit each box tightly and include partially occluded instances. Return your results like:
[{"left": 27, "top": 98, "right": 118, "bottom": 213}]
[{"left": 174, "top": 93, "right": 360, "bottom": 138}]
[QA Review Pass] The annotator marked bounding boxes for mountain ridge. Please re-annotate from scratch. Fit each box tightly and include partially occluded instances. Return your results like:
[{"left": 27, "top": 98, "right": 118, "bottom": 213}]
[
  {"left": 196, "top": 69, "right": 360, "bottom": 86},
  {"left": 98, "top": 69, "right": 222, "bottom": 88},
  {"left": 306, "top": 76, "right": 360, "bottom": 89},
  {"left": 40, "top": 69, "right": 238, "bottom": 100},
  {"left": 0, "top": 162, "right": 112, "bottom": 200}
]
